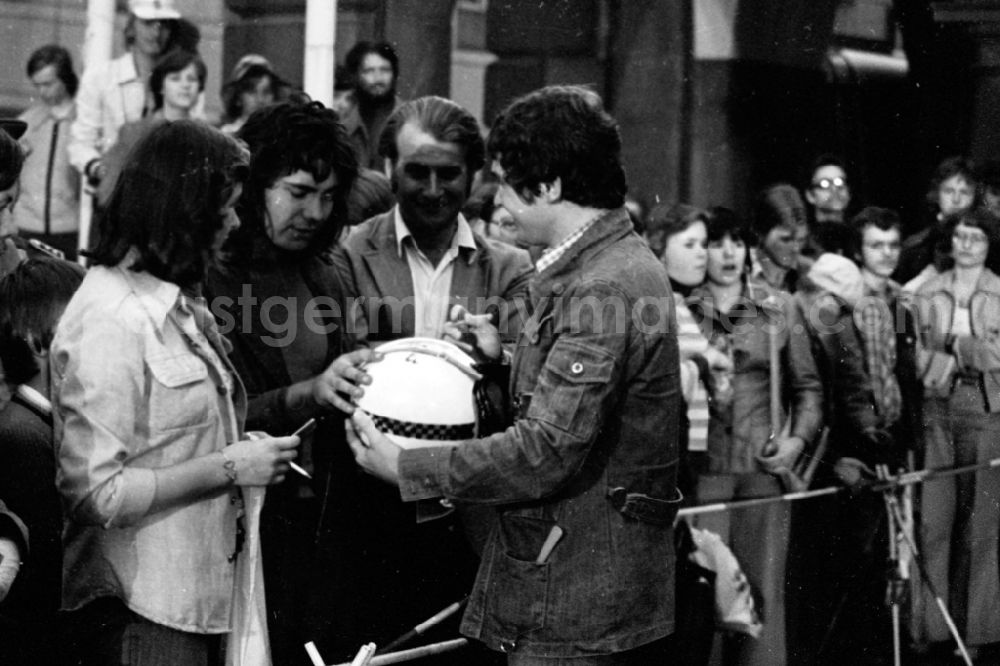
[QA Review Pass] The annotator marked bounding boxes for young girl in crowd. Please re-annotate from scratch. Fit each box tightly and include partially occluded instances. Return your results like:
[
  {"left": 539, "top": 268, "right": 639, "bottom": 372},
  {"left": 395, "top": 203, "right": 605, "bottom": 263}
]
[
  {"left": 219, "top": 55, "right": 287, "bottom": 136},
  {"left": 97, "top": 49, "right": 207, "bottom": 207},
  {"left": 649, "top": 203, "right": 731, "bottom": 495},
  {"left": 689, "top": 208, "right": 823, "bottom": 666}
]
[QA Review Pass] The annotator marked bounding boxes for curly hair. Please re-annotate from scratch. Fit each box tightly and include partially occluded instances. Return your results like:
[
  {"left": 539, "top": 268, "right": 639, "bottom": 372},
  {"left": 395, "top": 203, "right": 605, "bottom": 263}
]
[
  {"left": 226, "top": 101, "right": 357, "bottom": 261},
  {"left": 0, "top": 256, "right": 84, "bottom": 385},
  {"left": 487, "top": 85, "right": 627, "bottom": 210},
  {"left": 89, "top": 121, "right": 249, "bottom": 289}
]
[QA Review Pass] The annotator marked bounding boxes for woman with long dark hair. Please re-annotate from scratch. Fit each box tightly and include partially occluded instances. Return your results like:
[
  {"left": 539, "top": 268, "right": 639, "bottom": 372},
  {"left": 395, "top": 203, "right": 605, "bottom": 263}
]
[{"left": 53, "top": 120, "right": 299, "bottom": 664}]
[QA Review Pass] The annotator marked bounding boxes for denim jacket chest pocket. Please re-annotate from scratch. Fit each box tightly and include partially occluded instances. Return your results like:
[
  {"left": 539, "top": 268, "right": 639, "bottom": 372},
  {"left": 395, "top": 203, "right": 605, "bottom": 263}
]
[
  {"left": 525, "top": 336, "right": 616, "bottom": 440},
  {"left": 146, "top": 352, "right": 214, "bottom": 433}
]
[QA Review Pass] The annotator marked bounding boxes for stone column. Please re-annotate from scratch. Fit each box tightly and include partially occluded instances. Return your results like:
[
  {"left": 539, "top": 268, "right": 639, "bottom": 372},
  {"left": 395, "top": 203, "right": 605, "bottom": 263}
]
[
  {"left": 934, "top": 2, "right": 1000, "bottom": 161},
  {"left": 383, "top": 0, "right": 457, "bottom": 99}
]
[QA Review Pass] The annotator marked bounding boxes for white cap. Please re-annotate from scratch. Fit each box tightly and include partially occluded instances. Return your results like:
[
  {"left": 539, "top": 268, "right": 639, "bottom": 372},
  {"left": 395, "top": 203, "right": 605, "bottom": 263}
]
[{"left": 128, "top": 0, "right": 181, "bottom": 21}]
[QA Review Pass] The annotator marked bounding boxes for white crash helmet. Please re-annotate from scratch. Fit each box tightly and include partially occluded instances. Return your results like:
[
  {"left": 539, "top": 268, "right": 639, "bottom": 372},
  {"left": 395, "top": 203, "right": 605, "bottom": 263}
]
[{"left": 356, "top": 337, "right": 483, "bottom": 449}]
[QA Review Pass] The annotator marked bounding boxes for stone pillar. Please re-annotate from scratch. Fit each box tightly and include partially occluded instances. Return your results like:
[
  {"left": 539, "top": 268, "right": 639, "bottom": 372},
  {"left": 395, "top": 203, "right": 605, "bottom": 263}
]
[
  {"left": 934, "top": 2, "right": 1000, "bottom": 162},
  {"left": 483, "top": 0, "right": 602, "bottom": 122},
  {"left": 606, "top": 0, "right": 688, "bottom": 209},
  {"left": 383, "top": 0, "right": 457, "bottom": 99}
]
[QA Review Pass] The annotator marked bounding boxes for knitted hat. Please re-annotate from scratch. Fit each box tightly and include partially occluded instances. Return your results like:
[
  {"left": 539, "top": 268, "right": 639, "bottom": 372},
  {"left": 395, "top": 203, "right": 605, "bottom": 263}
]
[{"left": 807, "top": 252, "right": 864, "bottom": 306}]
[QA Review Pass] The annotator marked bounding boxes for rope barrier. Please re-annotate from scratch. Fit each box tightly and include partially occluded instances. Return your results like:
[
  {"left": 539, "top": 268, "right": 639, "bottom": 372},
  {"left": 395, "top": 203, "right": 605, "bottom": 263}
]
[
  {"left": 311, "top": 458, "right": 1000, "bottom": 665},
  {"left": 677, "top": 455, "right": 1000, "bottom": 517}
]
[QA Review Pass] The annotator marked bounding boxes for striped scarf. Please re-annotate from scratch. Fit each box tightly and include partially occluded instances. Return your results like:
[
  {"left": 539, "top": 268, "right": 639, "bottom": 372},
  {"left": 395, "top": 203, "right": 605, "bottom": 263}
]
[{"left": 675, "top": 292, "right": 710, "bottom": 451}]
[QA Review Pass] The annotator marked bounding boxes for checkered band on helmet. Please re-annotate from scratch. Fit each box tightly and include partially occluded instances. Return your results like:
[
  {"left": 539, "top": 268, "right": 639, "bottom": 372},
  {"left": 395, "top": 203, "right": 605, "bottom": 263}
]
[{"left": 371, "top": 414, "right": 476, "bottom": 441}]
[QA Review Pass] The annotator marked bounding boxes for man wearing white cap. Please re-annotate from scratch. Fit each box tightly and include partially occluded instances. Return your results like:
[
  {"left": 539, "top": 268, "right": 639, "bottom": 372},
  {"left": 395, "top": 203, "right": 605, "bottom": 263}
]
[{"left": 68, "top": 0, "right": 185, "bottom": 189}]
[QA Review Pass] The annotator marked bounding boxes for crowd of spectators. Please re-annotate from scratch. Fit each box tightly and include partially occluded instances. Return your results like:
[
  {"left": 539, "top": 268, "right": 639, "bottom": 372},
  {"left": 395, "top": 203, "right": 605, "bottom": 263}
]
[{"left": 2, "top": 0, "right": 1000, "bottom": 665}]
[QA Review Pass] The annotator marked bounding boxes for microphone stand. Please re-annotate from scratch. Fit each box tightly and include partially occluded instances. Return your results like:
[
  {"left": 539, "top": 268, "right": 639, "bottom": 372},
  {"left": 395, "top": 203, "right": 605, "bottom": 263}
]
[{"left": 877, "top": 464, "right": 973, "bottom": 666}]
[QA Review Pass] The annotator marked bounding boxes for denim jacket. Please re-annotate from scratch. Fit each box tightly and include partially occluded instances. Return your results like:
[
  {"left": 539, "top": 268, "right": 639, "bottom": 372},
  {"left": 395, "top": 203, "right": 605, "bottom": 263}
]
[
  {"left": 398, "top": 208, "right": 681, "bottom": 658},
  {"left": 52, "top": 265, "right": 246, "bottom": 633},
  {"left": 913, "top": 268, "right": 1000, "bottom": 410}
]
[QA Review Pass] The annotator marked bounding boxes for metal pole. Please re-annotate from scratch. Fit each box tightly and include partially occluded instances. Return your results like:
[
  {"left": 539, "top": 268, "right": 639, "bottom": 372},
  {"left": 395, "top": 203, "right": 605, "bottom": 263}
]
[
  {"left": 78, "top": 0, "right": 117, "bottom": 264},
  {"left": 304, "top": 0, "right": 337, "bottom": 108},
  {"left": 82, "top": 0, "right": 116, "bottom": 69}
]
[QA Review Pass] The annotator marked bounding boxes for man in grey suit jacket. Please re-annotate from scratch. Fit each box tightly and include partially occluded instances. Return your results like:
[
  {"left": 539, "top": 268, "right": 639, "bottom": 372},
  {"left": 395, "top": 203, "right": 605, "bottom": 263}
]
[
  {"left": 332, "top": 96, "right": 531, "bottom": 663},
  {"left": 334, "top": 95, "right": 532, "bottom": 345}
]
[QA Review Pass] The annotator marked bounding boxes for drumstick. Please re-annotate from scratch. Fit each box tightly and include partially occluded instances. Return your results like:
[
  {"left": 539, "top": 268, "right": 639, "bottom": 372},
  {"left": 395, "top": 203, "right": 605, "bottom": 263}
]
[
  {"left": 332, "top": 639, "right": 469, "bottom": 666},
  {"left": 350, "top": 642, "right": 376, "bottom": 666},
  {"left": 289, "top": 461, "right": 312, "bottom": 480},
  {"left": 289, "top": 418, "right": 318, "bottom": 480},
  {"left": 378, "top": 597, "right": 468, "bottom": 654},
  {"left": 304, "top": 641, "right": 325, "bottom": 666}
]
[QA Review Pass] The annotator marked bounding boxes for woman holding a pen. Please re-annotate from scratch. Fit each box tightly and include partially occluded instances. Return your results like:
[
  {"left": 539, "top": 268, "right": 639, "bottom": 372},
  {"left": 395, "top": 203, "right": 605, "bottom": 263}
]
[
  {"left": 52, "top": 120, "right": 301, "bottom": 664},
  {"left": 204, "top": 100, "right": 378, "bottom": 665}
]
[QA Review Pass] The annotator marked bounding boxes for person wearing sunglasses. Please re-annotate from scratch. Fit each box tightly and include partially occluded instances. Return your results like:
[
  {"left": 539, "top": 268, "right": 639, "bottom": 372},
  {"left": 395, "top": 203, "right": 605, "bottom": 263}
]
[{"left": 803, "top": 153, "right": 854, "bottom": 257}]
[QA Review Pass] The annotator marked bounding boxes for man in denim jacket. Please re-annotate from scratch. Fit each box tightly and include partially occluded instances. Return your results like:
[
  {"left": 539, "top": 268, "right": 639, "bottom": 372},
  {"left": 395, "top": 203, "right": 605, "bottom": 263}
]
[{"left": 348, "top": 85, "right": 681, "bottom": 664}]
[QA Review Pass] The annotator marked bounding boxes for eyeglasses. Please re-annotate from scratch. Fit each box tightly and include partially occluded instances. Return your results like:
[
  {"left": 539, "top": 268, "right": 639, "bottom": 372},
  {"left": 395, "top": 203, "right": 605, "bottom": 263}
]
[{"left": 812, "top": 177, "right": 848, "bottom": 191}]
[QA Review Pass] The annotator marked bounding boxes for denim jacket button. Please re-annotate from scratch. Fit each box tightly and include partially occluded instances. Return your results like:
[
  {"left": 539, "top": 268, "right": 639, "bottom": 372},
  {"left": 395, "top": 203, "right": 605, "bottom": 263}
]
[
  {"left": 500, "top": 639, "right": 517, "bottom": 652},
  {"left": 571, "top": 362, "right": 584, "bottom": 374},
  {"left": 551, "top": 282, "right": 565, "bottom": 295}
]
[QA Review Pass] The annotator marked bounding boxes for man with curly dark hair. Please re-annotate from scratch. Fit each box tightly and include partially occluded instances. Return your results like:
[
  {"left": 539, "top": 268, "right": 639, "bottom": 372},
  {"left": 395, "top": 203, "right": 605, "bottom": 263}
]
[
  {"left": 204, "top": 100, "right": 381, "bottom": 664},
  {"left": 347, "top": 85, "right": 681, "bottom": 664}
]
